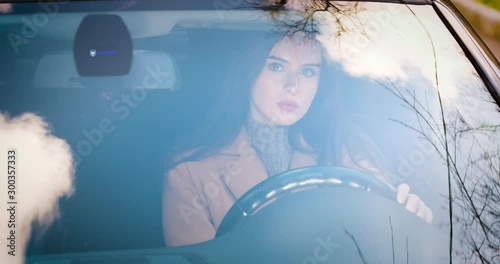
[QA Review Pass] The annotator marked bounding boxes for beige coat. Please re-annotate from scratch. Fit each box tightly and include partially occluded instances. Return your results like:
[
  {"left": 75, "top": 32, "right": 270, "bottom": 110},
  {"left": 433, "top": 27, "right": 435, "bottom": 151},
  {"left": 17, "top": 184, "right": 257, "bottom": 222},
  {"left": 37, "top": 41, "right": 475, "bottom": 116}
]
[{"left": 162, "top": 128, "right": 317, "bottom": 247}]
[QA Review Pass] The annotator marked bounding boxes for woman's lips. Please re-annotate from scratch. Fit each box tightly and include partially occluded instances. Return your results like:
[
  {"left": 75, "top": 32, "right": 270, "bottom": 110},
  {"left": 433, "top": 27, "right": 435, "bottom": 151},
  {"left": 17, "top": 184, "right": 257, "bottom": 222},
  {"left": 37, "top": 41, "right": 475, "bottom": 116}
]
[{"left": 277, "top": 101, "right": 298, "bottom": 112}]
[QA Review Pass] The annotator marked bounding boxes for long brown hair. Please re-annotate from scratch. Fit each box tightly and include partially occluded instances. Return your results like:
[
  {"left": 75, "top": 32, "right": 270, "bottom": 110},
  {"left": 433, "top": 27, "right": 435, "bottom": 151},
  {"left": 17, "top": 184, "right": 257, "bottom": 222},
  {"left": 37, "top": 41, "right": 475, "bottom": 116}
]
[{"left": 167, "top": 30, "right": 391, "bottom": 182}]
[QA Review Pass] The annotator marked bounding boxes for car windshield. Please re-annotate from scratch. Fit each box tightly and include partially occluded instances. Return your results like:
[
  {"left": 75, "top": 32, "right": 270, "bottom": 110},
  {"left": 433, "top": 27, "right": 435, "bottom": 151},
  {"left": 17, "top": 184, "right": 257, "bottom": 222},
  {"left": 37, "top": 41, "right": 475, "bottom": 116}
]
[{"left": 0, "top": 1, "right": 499, "bottom": 263}]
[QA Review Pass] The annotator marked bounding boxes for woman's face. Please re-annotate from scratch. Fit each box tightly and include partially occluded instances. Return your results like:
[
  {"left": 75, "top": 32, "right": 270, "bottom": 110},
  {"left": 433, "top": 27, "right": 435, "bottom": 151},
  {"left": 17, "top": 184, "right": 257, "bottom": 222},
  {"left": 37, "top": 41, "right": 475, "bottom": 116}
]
[{"left": 250, "top": 36, "right": 321, "bottom": 126}]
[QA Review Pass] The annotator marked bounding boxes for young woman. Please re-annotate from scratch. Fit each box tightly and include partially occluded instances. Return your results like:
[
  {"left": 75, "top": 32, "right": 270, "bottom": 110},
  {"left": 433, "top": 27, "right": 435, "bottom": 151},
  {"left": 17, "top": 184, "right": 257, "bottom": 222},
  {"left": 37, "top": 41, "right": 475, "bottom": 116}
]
[{"left": 162, "top": 32, "right": 433, "bottom": 247}]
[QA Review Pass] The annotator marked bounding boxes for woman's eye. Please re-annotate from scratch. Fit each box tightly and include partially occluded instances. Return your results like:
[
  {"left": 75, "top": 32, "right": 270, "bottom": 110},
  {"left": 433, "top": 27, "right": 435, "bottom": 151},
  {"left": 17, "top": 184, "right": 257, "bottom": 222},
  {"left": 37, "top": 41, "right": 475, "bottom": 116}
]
[
  {"left": 268, "top": 62, "right": 283, "bottom": 72},
  {"left": 301, "top": 68, "right": 317, "bottom": 77}
]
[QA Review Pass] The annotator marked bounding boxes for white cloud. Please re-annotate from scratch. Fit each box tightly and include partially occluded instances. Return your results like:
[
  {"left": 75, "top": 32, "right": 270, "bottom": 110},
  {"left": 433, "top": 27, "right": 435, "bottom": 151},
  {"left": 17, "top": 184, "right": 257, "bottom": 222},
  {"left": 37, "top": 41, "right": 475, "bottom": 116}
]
[
  {"left": 0, "top": 112, "right": 75, "bottom": 263},
  {"left": 315, "top": 3, "right": 474, "bottom": 102}
]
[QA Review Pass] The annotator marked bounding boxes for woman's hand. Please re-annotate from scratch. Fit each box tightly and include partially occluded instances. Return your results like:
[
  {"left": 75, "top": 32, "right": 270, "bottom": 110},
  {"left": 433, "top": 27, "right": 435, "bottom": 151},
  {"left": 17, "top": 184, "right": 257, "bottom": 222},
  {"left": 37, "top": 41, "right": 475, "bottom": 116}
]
[{"left": 396, "top": 183, "right": 433, "bottom": 224}]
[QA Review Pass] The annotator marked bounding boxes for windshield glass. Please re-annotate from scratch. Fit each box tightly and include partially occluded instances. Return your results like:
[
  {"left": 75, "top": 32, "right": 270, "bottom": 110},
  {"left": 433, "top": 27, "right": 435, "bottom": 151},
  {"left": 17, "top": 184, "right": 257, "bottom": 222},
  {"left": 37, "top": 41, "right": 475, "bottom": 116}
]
[{"left": 0, "top": 1, "right": 499, "bottom": 263}]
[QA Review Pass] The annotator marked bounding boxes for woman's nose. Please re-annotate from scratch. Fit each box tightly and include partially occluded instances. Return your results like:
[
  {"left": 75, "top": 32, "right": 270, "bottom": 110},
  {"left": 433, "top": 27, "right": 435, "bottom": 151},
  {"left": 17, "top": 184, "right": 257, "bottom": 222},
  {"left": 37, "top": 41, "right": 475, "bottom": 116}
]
[{"left": 283, "top": 72, "right": 299, "bottom": 94}]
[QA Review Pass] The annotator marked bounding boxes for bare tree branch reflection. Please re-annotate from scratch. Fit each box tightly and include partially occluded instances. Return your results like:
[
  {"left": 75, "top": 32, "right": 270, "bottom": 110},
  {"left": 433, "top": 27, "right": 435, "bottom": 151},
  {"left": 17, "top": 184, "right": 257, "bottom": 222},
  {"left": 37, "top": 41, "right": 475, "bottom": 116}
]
[
  {"left": 377, "top": 78, "right": 500, "bottom": 263},
  {"left": 344, "top": 229, "right": 369, "bottom": 264},
  {"left": 248, "top": 0, "right": 364, "bottom": 37}
]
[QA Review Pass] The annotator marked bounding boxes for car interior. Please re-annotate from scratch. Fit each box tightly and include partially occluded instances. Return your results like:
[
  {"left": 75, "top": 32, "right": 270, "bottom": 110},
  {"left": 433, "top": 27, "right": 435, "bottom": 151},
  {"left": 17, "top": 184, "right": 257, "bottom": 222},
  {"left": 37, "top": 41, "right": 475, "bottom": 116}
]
[{"left": 2, "top": 1, "right": 498, "bottom": 263}]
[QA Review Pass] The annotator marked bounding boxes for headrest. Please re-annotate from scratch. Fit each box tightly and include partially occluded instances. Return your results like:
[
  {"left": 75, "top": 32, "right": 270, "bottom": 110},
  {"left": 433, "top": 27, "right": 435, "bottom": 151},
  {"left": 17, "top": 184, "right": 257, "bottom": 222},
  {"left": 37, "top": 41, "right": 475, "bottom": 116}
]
[{"left": 74, "top": 14, "right": 132, "bottom": 76}]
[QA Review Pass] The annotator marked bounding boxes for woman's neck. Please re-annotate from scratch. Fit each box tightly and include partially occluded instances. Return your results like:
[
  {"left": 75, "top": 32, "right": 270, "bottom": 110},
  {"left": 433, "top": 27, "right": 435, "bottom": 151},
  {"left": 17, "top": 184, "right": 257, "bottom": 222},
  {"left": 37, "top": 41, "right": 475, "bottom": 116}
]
[{"left": 245, "top": 116, "right": 292, "bottom": 177}]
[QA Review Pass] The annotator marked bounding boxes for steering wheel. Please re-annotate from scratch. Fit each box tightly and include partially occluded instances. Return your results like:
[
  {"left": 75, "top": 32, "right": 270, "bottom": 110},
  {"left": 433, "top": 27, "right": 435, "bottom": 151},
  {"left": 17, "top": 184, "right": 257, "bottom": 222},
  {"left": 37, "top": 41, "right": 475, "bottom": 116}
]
[{"left": 216, "top": 166, "right": 397, "bottom": 237}]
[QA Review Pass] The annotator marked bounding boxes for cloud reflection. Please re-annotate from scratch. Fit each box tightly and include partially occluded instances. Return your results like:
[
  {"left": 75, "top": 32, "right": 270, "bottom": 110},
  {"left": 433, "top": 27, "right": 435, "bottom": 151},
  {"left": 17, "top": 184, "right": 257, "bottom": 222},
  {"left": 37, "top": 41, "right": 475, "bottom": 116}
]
[
  {"left": 315, "top": 3, "right": 473, "bottom": 102},
  {"left": 0, "top": 113, "right": 75, "bottom": 264}
]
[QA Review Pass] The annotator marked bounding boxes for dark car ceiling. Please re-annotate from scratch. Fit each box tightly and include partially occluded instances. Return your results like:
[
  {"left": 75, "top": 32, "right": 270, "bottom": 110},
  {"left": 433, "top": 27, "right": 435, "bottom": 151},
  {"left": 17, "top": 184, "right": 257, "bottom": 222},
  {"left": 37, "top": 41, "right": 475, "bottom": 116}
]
[{"left": 0, "top": 0, "right": 432, "bottom": 14}]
